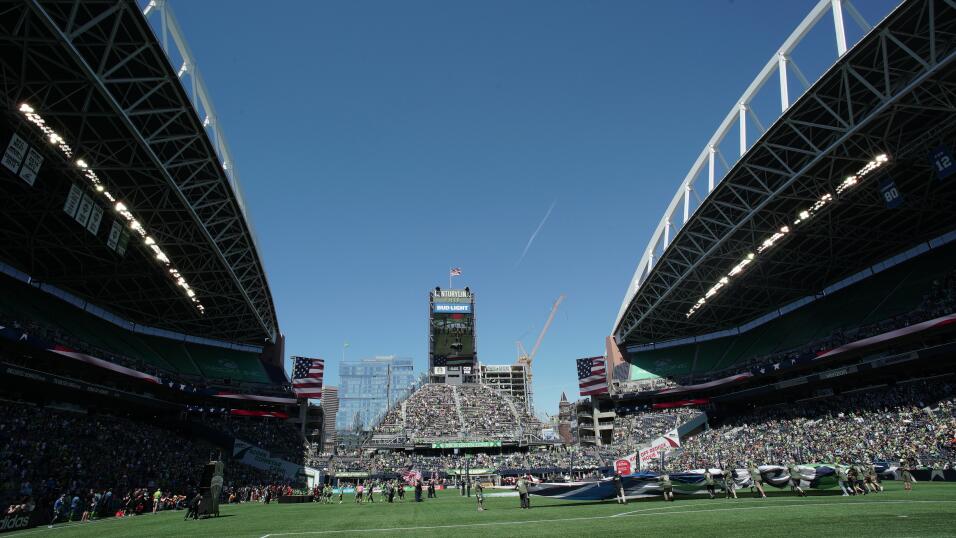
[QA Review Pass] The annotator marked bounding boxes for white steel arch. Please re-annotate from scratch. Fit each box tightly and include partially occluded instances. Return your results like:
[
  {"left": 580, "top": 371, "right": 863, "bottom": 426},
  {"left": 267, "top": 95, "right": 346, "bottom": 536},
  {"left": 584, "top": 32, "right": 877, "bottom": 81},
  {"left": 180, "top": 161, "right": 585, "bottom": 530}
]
[
  {"left": 141, "top": 0, "right": 257, "bottom": 246},
  {"left": 615, "top": 0, "right": 879, "bottom": 329}
]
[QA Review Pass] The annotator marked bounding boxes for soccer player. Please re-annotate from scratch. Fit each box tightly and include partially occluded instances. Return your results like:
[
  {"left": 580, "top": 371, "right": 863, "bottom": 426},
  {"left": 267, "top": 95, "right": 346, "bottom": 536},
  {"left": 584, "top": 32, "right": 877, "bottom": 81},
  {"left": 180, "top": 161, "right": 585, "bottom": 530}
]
[
  {"left": 355, "top": 483, "right": 364, "bottom": 503},
  {"left": 367, "top": 482, "right": 375, "bottom": 503},
  {"left": 152, "top": 488, "right": 162, "bottom": 513},
  {"left": 703, "top": 470, "right": 716, "bottom": 499},
  {"left": 338, "top": 485, "right": 344, "bottom": 504},
  {"left": 659, "top": 472, "right": 674, "bottom": 502},
  {"left": 397, "top": 482, "right": 405, "bottom": 502},
  {"left": 48, "top": 493, "right": 66, "bottom": 528},
  {"left": 475, "top": 482, "right": 486, "bottom": 512},
  {"left": 748, "top": 465, "right": 767, "bottom": 498},
  {"left": 787, "top": 463, "right": 806, "bottom": 497}
]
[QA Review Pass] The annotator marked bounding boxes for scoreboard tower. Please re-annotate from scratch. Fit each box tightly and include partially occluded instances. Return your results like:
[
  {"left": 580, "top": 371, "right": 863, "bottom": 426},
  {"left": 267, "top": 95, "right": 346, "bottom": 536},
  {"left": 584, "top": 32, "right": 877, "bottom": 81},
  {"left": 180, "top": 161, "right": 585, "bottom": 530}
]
[{"left": 429, "top": 288, "right": 477, "bottom": 384}]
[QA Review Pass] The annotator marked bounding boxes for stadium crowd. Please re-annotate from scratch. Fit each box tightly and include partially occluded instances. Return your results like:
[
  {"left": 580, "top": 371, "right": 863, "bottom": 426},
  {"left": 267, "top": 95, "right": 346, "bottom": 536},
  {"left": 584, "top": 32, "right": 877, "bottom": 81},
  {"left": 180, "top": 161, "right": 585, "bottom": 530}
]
[
  {"left": 671, "top": 380, "right": 956, "bottom": 470},
  {"left": 0, "top": 401, "right": 301, "bottom": 522},
  {"left": 611, "top": 408, "right": 700, "bottom": 447},
  {"left": 373, "top": 383, "right": 537, "bottom": 441},
  {"left": 198, "top": 415, "right": 304, "bottom": 462}
]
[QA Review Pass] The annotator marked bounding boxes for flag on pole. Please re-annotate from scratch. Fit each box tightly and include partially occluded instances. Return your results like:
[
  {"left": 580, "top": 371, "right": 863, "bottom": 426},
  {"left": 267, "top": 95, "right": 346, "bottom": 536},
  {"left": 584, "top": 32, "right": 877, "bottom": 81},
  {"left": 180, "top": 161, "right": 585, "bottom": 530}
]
[
  {"left": 291, "top": 356, "right": 324, "bottom": 399},
  {"left": 577, "top": 356, "right": 608, "bottom": 396},
  {"left": 450, "top": 267, "right": 462, "bottom": 276}
]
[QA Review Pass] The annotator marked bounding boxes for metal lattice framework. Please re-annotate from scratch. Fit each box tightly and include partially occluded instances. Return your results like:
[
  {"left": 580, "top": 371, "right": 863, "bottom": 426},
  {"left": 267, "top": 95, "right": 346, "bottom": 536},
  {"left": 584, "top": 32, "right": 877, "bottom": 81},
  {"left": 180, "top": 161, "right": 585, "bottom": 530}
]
[
  {"left": 0, "top": 0, "right": 277, "bottom": 343},
  {"left": 615, "top": 0, "right": 956, "bottom": 347}
]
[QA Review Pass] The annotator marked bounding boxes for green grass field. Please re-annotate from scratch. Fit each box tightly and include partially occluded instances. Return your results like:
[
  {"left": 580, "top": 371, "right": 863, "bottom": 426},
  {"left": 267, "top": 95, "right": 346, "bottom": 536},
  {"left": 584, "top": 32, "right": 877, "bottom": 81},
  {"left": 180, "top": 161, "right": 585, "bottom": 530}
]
[{"left": 15, "top": 482, "right": 956, "bottom": 537}]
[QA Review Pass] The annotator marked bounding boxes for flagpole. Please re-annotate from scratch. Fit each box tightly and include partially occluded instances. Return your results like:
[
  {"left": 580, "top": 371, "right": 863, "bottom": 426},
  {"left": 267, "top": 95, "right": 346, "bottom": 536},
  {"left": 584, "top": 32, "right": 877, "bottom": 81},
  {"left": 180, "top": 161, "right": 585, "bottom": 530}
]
[{"left": 448, "top": 268, "right": 452, "bottom": 289}]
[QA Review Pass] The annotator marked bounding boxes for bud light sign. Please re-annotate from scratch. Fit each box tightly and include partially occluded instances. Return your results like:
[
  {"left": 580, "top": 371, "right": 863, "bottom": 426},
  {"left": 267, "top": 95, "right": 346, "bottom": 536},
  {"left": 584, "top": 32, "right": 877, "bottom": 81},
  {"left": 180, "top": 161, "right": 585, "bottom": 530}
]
[{"left": 433, "top": 303, "right": 471, "bottom": 313}]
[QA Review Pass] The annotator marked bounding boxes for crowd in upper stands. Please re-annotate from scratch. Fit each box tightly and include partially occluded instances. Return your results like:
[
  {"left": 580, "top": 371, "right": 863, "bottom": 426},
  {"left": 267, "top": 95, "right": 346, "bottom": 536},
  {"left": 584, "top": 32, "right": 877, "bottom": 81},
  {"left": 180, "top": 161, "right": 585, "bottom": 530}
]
[
  {"left": 373, "top": 383, "right": 537, "bottom": 441},
  {"left": 322, "top": 446, "right": 619, "bottom": 478},
  {"left": 198, "top": 415, "right": 304, "bottom": 462},
  {"left": 670, "top": 380, "right": 956, "bottom": 470},
  {"left": 610, "top": 408, "right": 700, "bottom": 447}
]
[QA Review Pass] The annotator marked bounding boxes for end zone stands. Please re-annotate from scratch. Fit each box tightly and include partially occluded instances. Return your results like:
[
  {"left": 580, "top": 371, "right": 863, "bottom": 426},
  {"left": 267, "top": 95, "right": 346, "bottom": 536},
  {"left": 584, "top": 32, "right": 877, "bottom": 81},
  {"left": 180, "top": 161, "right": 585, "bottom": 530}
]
[{"left": 368, "top": 383, "right": 541, "bottom": 447}]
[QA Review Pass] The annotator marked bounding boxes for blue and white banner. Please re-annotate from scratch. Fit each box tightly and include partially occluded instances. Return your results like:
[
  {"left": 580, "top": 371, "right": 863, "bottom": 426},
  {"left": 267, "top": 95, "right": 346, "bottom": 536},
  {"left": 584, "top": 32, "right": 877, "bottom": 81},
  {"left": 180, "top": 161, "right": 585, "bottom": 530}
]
[
  {"left": 930, "top": 145, "right": 956, "bottom": 180},
  {"left": 530, "top": 465, "right": 841, "bottom": 501},
  {"left": 879, "top": 177, "right": 903, "bottom": 208}
]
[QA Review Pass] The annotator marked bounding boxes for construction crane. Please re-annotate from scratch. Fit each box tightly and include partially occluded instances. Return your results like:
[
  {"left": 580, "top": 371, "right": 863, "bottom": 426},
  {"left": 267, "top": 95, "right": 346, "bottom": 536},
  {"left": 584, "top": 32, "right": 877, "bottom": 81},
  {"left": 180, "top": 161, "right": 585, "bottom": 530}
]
[{"left": 515, "top": 294, "right": 565, "bottom": 390}]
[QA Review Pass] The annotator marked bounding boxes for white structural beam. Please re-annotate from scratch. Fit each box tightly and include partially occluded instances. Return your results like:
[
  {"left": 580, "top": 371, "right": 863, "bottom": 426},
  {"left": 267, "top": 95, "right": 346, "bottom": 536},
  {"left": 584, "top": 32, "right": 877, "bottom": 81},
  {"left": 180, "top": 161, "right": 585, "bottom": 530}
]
[{"left": 615, "top": 0, "right": 875, "bottom": 331}]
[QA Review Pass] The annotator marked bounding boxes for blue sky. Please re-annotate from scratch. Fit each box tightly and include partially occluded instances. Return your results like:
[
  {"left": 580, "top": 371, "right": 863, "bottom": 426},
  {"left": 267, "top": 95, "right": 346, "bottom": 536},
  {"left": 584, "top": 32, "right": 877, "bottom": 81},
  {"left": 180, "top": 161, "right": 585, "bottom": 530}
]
[{"left": 171, "top": 0, "right": 898, "bottom": 417}]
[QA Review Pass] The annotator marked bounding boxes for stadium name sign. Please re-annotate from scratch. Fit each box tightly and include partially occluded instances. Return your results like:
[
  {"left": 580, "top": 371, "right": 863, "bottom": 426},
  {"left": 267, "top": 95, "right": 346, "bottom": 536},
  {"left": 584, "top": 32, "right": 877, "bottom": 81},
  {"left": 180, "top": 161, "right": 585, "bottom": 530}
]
[
  {"left": 431, "top": 441, "right": 502, "bottom": 449},
  {"left": 436, "top": 290, "right": 470, "bottom": 298}
]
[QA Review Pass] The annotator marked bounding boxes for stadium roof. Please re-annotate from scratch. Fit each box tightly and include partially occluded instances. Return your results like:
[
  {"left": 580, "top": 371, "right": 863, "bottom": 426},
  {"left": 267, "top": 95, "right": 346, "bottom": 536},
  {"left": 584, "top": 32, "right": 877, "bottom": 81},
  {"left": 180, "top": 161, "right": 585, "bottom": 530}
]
[
  {"left": 615, "top": 0, "right": 956, "bottom": 348},
  {"left": 0, "top": 0, "right": 278, "bottom": 344}
]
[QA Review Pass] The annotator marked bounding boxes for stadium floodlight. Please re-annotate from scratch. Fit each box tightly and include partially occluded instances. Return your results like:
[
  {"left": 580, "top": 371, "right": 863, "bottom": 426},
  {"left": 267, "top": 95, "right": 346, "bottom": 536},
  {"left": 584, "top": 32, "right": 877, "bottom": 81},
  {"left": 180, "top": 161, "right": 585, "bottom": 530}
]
[
  {"left": 687, "top": 154, "right": 890, "bottom": 319},
  {"left": 17, "top": 104, "right": 206, "bottom": 314}
]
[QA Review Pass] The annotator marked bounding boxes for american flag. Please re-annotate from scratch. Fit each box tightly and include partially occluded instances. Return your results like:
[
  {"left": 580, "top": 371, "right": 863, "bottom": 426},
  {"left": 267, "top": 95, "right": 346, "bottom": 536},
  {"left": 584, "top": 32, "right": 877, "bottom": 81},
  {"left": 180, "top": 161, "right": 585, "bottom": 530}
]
[
  {"left": 291, "top": 356, "right": 324, "bottom": 399},
  {"left": 450, "top": 267, "right": 462, "bottom": 276},
  {"left": 577, "top": 356, "right": 608, "bottom": 396}
]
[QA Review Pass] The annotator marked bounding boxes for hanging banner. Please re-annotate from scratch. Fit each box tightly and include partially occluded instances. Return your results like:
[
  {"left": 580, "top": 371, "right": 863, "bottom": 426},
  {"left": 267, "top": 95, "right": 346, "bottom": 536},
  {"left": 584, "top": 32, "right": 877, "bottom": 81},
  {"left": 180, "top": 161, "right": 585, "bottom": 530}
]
[
  {"left": 638, "top": 428, "right": 681, "bottom": 468},
  {"left": 18, "top": 147, "right": 43, "bottom": 186},
  {"left": 1, "top": 133, "right": 27, "bottom": 173}
]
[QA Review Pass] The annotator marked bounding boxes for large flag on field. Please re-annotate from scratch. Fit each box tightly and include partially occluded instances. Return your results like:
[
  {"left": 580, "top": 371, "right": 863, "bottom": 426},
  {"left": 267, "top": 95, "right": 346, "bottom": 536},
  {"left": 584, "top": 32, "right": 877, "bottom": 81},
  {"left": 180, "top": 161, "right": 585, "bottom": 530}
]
[
  {"left": 577, "top": 356, "right": 608, "bottom": 396},
  {"left": 291, "top": 356, "right": 324, "bottom": 399}
]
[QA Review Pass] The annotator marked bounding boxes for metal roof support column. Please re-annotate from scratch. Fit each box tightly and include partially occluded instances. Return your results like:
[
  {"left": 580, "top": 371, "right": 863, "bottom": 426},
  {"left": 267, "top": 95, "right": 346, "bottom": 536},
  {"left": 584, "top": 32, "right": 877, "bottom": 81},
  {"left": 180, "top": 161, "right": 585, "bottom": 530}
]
[
  {"left": 831, "top": 0, "right": 847, "bottom": 56},
  {"left": 778, "top": 53, "right": 789, "bottom": 111},
  {"left": 738, "top": 103, "right": 747, "bottom": 157},
  {"left": 708, "top": 146, "right": 715, "bottom": 192},
  {"left": 683, "top": 185, "right": 691, "bottom": 223}
]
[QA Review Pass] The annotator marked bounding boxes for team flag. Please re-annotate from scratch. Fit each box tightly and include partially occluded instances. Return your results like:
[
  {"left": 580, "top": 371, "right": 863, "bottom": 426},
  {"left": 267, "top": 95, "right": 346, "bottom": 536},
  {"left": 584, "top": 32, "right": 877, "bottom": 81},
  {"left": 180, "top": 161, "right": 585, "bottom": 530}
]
[
  {"left": 291, "top": 356, "right": 324, "bottom": 399},
  {"left": 577, "top": 356, "right": 609, "bottom": 396},
  {"left": 450, "top": 267, "right": 462, "bottom": 276}
]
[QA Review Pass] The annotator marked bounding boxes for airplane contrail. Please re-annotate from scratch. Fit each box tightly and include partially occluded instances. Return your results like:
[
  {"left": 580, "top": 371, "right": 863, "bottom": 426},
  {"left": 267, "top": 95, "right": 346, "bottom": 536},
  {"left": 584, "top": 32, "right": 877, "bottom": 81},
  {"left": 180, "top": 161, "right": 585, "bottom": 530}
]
[{"left": 516, "top": 200, "right": 556, "bottom": 267}]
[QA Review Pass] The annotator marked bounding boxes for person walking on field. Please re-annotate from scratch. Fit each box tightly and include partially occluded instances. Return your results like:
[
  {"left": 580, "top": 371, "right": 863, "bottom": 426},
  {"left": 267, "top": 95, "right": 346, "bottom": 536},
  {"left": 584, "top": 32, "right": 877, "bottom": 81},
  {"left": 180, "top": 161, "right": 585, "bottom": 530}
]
[
  {"left": 659, "top": 472, "right": 674, "bottom": 501},
  {"left": 475, "top": 482, "right": 486, "bottom": 512},
  {"left": 748, "top": 464, "right": 767, "bottom": 498},
  {"left": 516, "top": 476, "right": 529, "bottom": 509},
  {"left": 723, "top": 469, "right": 737, "bottom": 499},
  {"left": 613, "top": 472, "right": 627, "bottom": 504},
  {"left": 788, "top": 463, "right": 807, "bottom": 497},
  {"left": 704, "top": 470, "right": 716, "bottom": 499}
]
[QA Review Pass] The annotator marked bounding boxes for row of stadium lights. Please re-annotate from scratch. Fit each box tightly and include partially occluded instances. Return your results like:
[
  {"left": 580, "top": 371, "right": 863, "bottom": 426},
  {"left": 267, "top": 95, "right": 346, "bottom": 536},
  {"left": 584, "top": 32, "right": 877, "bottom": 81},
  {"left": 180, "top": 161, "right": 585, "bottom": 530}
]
[
  {"left": 18, "top": 103, "right": 206, "bottom": 315},
  {"left": 685, "top": 153, "right": 890, "bottom": 319}
]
